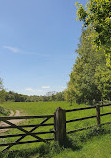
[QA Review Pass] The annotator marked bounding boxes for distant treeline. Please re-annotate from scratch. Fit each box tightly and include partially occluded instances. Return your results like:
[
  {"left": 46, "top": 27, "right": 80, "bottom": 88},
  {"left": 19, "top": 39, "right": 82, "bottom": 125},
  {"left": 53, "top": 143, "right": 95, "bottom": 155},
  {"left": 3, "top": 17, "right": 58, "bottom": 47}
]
[{"left": 5, "top": 91, "right": 65, "bottom": 102}]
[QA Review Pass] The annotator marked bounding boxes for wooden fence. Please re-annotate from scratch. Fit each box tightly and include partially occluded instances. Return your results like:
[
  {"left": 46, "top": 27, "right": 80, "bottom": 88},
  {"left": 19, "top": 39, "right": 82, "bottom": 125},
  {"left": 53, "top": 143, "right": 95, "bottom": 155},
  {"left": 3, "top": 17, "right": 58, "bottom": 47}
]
[{"left": 0, "top": 104, "right": 111, "bottom": 152}]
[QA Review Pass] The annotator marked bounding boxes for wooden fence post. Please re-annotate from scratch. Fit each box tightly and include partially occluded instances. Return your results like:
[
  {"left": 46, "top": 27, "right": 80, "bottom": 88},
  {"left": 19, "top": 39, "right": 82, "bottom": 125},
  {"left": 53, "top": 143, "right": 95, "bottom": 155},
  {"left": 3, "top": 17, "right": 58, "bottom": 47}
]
[
  {"left": 54, "top": 107, "right": 66, "bottom": 145},
  {"left": 96, "top": 105, "right": 101, "bottom": 127}
]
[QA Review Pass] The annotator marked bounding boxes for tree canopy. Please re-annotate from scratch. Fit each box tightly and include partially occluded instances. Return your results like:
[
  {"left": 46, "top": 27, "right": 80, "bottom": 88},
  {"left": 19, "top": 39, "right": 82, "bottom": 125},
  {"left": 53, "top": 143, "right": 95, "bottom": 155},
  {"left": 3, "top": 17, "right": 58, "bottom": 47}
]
[
  {"left": 76, "top": 0, "right": 111, "bottom": 48},
  {"left": 65, "top": 28, "right": 111, "bottom": 104},
  {"left": 64, "top": 0, "right": 111, "bottom": 105}
]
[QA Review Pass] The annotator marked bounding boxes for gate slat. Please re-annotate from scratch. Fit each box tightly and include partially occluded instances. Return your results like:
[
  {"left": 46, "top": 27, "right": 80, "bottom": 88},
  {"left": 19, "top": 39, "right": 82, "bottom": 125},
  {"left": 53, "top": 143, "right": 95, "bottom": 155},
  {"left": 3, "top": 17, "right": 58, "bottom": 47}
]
[{"left": 2, "top": 116, "right": 52, "bottom": 152}]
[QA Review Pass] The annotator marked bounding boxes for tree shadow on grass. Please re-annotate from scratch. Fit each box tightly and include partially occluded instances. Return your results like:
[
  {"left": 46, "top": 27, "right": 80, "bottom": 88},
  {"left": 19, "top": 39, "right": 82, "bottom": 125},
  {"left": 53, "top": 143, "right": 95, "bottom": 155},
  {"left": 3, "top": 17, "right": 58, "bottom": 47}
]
[
  {"left": 62, "top": 126, "right": 111, "bottom": 152},
  {"left": 63, "top": 135, "right": 82, "bottom": 151}
]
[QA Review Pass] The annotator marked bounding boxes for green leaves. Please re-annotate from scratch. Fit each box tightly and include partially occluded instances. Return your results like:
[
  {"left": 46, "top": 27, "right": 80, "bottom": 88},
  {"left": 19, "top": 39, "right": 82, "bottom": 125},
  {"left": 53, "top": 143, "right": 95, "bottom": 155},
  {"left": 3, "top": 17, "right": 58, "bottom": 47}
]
[
  {"left": 76, "top": 0, "right": 111, "bottom": 48},
  {"left": 65, "top": 27, "right": 111, "bottom": 104},
  {"left": 95, "top": 66, "right": 111, "bottom": 100},
  {"left": 0, "top": 78, "right": 5, "bottom": 103}
]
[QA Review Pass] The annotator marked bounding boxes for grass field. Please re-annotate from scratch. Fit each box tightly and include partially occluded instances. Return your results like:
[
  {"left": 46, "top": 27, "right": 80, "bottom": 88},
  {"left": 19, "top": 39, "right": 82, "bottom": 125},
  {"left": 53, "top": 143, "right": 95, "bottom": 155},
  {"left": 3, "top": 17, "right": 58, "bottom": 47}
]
[{"left": 0, "top": 101, "right": 111, "bottom": 158}]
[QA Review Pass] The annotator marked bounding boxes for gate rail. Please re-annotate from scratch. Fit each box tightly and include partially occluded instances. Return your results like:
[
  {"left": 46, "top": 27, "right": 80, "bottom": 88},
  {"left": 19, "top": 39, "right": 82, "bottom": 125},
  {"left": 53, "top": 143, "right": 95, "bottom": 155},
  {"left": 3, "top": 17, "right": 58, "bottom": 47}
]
[{"left": 0, "top": 114, "right": 54, "bottom": 152}]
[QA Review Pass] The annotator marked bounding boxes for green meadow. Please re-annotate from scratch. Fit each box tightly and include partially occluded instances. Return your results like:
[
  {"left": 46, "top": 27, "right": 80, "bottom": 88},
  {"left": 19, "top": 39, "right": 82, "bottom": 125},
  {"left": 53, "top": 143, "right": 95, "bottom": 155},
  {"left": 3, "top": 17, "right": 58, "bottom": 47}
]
[{"left": 0, "top": 101, "right": 111, "bottom": 158}]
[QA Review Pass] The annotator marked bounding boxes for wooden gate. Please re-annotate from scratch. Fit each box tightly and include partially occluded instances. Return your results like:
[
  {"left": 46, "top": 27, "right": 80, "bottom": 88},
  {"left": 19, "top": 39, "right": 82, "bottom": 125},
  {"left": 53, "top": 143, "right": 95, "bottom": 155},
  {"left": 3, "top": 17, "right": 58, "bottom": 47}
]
[{"left": 0, "top": 114, "right": 54, "bottom": 152}]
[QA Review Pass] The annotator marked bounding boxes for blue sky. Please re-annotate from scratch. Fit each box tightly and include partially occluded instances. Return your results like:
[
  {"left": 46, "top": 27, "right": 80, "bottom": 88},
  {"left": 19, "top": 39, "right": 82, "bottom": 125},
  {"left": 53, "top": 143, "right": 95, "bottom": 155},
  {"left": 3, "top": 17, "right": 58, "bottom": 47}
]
[{"left": 0, "top": 0, "right": 87, "bottom": 96}]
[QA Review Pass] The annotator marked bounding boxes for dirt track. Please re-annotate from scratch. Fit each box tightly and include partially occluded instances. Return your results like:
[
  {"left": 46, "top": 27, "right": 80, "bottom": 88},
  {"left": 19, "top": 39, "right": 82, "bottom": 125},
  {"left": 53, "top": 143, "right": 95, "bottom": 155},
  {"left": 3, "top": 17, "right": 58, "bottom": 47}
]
[{"left": 0, "top": 110, "right": 23, "bottom": 133}]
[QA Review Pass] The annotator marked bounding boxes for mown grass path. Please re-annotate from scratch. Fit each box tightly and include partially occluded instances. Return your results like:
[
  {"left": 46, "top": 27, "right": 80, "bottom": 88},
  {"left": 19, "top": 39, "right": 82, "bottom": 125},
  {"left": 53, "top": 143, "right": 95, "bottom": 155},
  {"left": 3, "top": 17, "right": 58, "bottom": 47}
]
[{"left": 0, "top": 110, "right": 24, "bottom": 133}]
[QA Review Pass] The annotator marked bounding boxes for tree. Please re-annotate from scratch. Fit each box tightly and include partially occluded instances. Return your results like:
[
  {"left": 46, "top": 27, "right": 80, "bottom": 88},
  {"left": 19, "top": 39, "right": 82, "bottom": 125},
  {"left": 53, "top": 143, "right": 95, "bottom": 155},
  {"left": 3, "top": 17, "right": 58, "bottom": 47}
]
[
  {"left": 64, "top": 87, "right": 76, "bottom": 105},
  {"left": 65, "top": 28, "right": 109, "bottom": 104},
  {"left": 76, "top": 0, "right": 111, "bottom": 47},
  {"left": 55, "top": 92, "right": 65, "bottom": 101},
  {"left": 0, "top": 78, "right": 5, "bottom": 103},
  {"left": 76, "top": 0, "right": 111, "bottom": 67}
]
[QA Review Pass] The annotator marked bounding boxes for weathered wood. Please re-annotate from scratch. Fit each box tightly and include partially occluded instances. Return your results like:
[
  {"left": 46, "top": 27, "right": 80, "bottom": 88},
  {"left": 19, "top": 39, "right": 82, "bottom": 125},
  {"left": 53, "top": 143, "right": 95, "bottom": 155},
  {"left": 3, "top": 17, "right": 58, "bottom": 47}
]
[
  {"left": 0, "top": 131, "right": 54, "bottom": 139},
  {"left": 0, "top": 114, "right": 54, "bottom": 121},
  {"left": 99, "top": 103, "right": 111, "bottom": 107},
  {"left": 54, "top": 107, "right": 66, "bottom": 145},
  {"left": 100, "top": 112, "right": 111, "bottom": 116},
  {"left": 66, "top": 115, "right": 96, "bottom": 123},
  {"left": 65, "top": 106, "right": 96, "bottom": 112},
  {"left": 0, "top": 138, "right": 54, "bottom": 147},
  {"left": 67, "top": 121, "right": 111, "bottom": 134},
  {"left": 96, "top": 105, "right": 101, "bottom": 126},
  {"left": 67, "top": 125, "right": 96, "bottom": 134},
  {"left": 0, "top": 123, "right": 54, "bottom": 129},
  {"left": 65, "top": 103, "right": 111, "bottom": 113},
  {"left": 3, "top": 120, "right": 48, "bottom": 142},
  {"left": 2, "top": 116, "right": 51, "bottom": 152}
]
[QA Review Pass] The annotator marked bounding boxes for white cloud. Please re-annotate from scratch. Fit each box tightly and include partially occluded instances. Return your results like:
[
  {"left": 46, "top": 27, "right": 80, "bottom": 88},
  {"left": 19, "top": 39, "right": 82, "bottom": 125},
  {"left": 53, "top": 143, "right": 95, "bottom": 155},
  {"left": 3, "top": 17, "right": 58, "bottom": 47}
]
[
  {"left": 25, "top": 88, "right": 35, "bottom": 93},
  {"left": 3, "top": 46, "right": 20, "bottom": 53},
  {"left": 24, "top": 88, "right": 44, "bottom": 95},
  {"left": 41, "top": 86, "right": 50, "bottom": 89},
  {"left": 2, "top": 46, "right": 50, "bottom": 57},
  {"left": 37, "top": 89, "right": 43, "bottom": 92}
]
